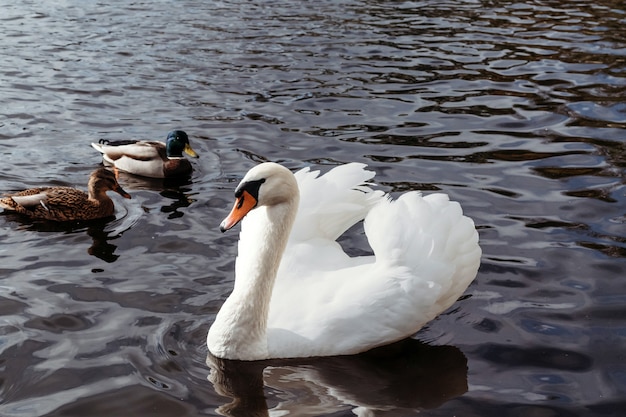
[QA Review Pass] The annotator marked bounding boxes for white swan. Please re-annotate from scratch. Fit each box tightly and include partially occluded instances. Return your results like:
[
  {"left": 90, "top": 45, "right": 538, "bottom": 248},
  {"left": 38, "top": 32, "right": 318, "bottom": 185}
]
[{"left": 207, "top": 162, "right": 481, "bottom": 360}]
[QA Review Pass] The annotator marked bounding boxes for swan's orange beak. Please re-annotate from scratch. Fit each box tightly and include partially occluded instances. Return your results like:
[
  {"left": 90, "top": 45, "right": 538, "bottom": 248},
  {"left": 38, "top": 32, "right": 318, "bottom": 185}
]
[{"left": 220, "top": 190, "right": 257, "bottom": 232}]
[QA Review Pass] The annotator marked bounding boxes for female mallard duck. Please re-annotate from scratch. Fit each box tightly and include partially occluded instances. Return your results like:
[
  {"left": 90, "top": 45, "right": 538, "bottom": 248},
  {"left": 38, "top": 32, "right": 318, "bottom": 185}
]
[
  {"left": 90, "top": 130, "right": 199, "bottom": 178},
  {"left": 0, "top": 168, "right": 131, "bottom": 222},
  {"left": 207, "top": 162, "right": 481, "bottom": 360}
]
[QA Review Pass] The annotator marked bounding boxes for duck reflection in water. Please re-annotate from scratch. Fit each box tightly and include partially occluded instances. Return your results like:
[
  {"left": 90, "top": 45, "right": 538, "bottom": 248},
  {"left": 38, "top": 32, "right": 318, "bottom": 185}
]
[
  {"left": 86, "top": 221, "right": 122, "bottom": 263},
  {"left": 206, "top": 338, "right": 468, "bottom": 417},
  {"left": 84, "top": 172, "right": 196, "bottom": 259},
  {"left": 113, "top": 170, "right": 195, "bottom": 220},
  {"left": 5, "top": 216, "right": 125, "bottom": 262}
]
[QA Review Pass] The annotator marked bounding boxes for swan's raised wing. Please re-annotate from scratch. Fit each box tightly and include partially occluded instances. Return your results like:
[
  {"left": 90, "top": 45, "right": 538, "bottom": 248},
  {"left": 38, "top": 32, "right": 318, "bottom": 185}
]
[
  {"left": 269, "top": 189, "right": 481, "bottom": 358},
  {"left": 290, "top": 163, "right": 384, "bottom": 243},
  {"left": 364, "top": 192, "right": 481, "bottom": 312}
]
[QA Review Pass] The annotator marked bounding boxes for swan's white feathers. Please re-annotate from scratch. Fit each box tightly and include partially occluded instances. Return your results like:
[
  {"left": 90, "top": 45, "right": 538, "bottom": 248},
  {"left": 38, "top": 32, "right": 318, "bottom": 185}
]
[
  {"left": 209, "top": 162, "right": 481, "bottom": 359},
  {"left": 269, "top": 185, "right": 477, "bottom": 357},
  {"left": 291, "top": 163, "right": 384, "bottom": 242}
]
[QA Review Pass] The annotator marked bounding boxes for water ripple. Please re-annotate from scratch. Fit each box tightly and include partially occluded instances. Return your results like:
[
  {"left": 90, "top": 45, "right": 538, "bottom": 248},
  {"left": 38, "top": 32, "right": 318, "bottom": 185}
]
[{"left": 1, "top": 0, "right": 625, "bottom": 416}]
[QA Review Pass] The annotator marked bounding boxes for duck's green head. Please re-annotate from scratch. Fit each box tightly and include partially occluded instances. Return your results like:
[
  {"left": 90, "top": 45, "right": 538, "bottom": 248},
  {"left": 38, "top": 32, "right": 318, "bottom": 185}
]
[{"left": 166, "top": 130, "right": 199, "bottom": 158}]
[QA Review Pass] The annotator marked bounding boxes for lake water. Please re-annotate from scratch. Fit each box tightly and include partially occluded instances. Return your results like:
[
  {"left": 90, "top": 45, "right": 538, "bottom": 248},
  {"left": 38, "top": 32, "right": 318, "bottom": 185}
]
[{"left": 1, "top": 0, "right": 625, "bottom": 416}]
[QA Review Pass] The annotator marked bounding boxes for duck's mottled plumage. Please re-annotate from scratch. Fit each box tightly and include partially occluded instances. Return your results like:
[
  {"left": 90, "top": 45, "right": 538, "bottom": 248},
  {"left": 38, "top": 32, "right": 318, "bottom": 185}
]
[
  {"left": 0, "top": 168, "right": 131, "bottom": 222},
  {"left": 91, "top": 130, "right": 199, "bottom": 178}
]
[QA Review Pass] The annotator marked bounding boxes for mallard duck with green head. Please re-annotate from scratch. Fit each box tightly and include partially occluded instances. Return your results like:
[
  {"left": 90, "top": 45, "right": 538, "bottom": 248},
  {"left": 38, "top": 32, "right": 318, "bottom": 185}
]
[
  {"left": 0, "top": 168, "right": 131, "bottom": 221},
  {"left": 91, "top": 130, "right": 200, "bottom": 178}
]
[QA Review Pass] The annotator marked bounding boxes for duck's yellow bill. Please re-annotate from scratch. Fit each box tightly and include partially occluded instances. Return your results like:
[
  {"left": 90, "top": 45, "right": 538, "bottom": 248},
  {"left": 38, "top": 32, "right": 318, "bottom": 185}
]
[{"left": 184, "top": 144, "right": 199, "bottom": 158}]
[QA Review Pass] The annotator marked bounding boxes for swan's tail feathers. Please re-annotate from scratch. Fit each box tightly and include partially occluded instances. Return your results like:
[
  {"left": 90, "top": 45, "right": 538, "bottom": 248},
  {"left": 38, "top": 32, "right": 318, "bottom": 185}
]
[
  {"left": 292, "top": 163, "right": 385, "bottom": 242},
  {"left": 365, "top": 192, "right": 481, "bottom": 309}
]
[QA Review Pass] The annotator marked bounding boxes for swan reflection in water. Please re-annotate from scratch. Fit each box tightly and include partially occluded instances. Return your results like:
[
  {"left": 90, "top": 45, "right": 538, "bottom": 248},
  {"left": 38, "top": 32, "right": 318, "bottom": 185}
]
[{"left": 206, "top": 338, "right": 468, "bottom": 417}]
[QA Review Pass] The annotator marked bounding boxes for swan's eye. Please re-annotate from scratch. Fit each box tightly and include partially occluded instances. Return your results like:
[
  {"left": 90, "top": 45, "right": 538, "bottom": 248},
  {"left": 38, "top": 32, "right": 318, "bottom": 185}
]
[{"left": 236, "top": 178, "right": 266, "bottom": 201}]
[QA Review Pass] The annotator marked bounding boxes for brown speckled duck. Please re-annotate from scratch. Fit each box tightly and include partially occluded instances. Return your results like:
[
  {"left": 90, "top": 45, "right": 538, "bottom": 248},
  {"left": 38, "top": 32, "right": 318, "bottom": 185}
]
[
  {"left": 90, "top": 130, "right": 199, "bottom": 178},
  {"left": 0, "top": 168, "right": 131, "bottom": 221}
]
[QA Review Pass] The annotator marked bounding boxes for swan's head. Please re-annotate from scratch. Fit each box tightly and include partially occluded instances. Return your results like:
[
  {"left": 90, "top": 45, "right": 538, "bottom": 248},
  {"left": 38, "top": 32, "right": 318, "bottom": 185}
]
[{"left": 220, "top": 162, "right": 298, "bottom": 232}]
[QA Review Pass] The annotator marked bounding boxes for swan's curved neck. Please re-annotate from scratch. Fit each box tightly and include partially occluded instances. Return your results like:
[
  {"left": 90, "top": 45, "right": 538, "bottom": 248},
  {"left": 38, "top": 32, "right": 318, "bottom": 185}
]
[{"left": 209, "top": 196, "right": 298, "bottom": 360}]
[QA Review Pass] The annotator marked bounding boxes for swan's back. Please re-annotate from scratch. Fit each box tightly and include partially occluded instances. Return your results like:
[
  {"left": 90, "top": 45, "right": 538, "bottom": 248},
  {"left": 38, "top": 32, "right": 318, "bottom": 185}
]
[{"left": 267, "top": 165, "right": 481, "bottom": 358}]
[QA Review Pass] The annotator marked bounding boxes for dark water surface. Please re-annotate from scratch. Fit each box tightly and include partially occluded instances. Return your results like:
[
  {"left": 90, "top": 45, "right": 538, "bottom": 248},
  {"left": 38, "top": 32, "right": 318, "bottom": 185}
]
[{"left": 1, "top": 0, "right": 625, "bottom": 416}]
